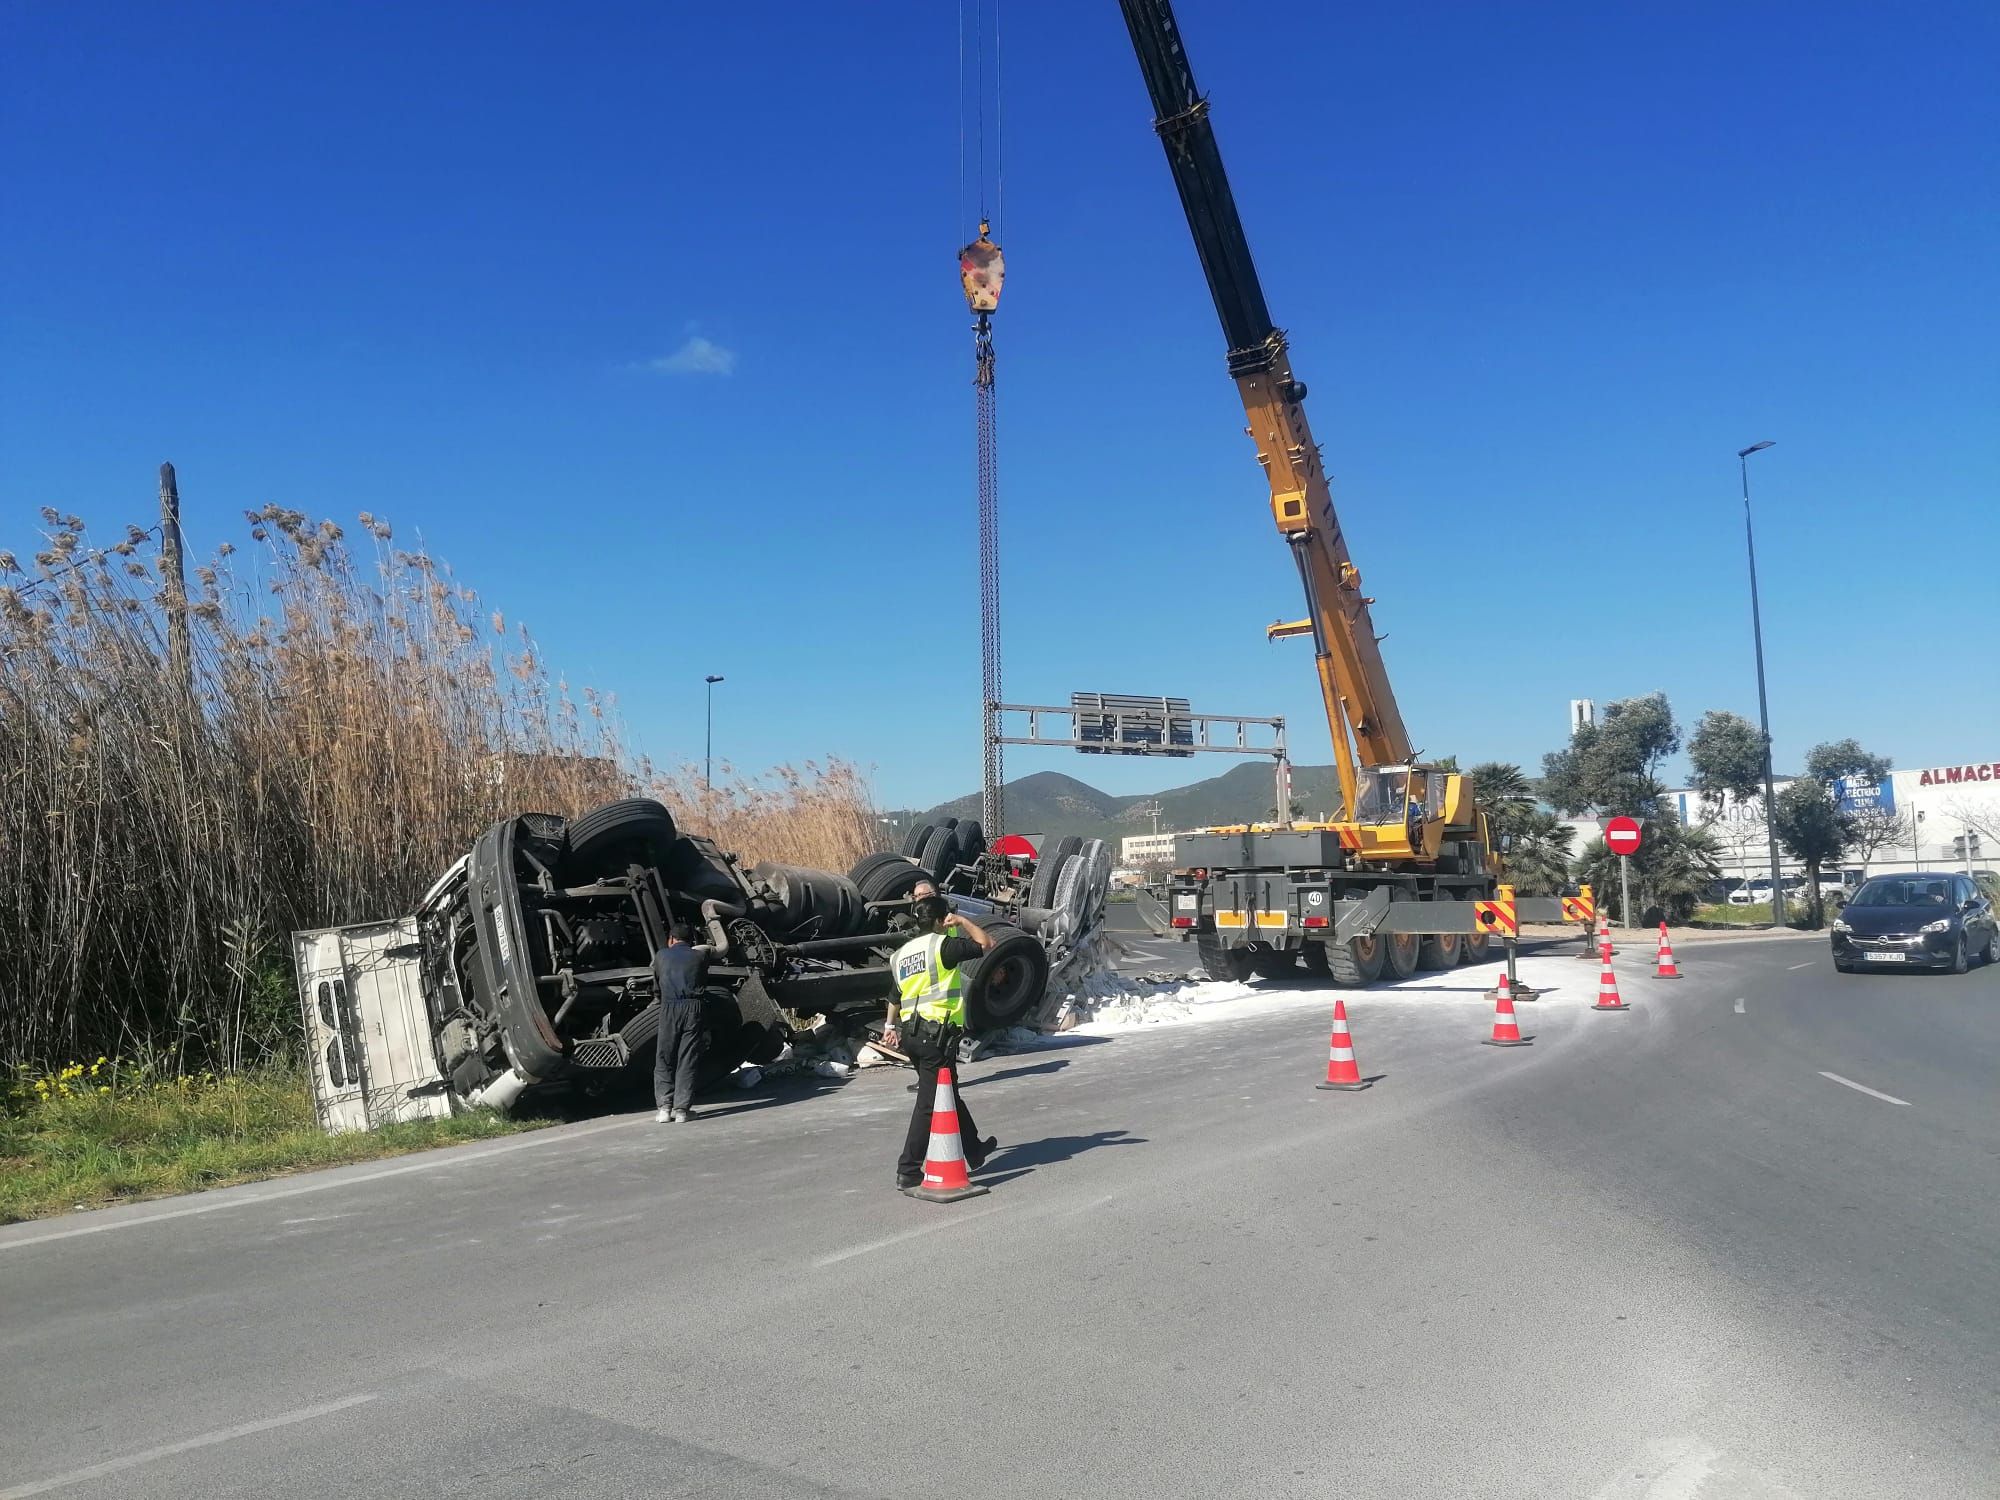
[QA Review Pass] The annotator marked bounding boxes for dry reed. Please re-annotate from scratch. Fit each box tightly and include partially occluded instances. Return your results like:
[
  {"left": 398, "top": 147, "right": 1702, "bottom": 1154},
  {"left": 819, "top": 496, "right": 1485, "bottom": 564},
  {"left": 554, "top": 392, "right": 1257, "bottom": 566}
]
[{"left": 0, "top": 502, "right": 876, "bottom": 1073}]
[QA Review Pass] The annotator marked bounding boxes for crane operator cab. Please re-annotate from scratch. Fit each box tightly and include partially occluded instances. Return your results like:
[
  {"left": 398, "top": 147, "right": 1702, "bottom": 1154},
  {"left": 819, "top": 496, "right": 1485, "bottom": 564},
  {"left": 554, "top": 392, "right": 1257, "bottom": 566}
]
[{"left": 1346, "top": 765, "right": 1472, "bottom": 863}]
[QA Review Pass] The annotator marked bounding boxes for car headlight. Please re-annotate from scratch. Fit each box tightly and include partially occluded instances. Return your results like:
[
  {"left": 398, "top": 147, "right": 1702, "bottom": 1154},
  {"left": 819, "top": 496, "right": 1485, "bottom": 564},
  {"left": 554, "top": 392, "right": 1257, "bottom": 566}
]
[
  {"left": 1831, "top": 918, "right": 1850, "bottom": 933},
  {"left": 1920, "top": 918, "right": 1951, "bottom": 934}
]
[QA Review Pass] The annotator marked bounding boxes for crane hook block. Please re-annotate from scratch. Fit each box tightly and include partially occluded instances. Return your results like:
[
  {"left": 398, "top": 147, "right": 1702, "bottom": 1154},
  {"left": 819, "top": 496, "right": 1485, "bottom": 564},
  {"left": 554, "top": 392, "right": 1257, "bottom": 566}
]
[{"left": 959, "top": 221, "right": 1004, "bottom": 314}]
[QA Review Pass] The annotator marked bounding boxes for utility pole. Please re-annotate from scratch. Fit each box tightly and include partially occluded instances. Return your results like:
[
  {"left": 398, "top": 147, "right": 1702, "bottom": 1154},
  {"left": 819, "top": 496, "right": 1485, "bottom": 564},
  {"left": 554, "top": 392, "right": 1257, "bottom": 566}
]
[
  {"left": 158, "top": 462, "right": 191, "bottom": 699},
  {"left": 1738, "top": 441, "right": 1784, "bottom": 926}
]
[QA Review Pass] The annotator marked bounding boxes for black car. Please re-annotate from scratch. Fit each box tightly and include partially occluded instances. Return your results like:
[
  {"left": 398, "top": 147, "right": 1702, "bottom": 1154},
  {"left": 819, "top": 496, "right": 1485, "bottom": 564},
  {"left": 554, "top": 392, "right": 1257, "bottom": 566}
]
[{"left": 1831, "top": 872, "right": 1999, "bottom": 973}]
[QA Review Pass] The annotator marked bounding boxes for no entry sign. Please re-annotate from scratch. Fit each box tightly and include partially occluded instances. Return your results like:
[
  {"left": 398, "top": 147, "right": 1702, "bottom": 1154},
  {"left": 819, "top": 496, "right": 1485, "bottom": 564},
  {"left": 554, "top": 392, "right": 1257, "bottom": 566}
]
[{"left": 1605, "top": 816, "right": 1643, "bottom": 856}]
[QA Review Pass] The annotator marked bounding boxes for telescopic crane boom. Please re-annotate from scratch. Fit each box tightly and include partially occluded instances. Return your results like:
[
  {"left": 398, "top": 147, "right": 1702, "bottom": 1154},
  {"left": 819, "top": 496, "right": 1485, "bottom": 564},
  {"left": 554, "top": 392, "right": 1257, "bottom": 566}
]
[{"left": 1116, "top": 0, "right": 1409, "bottom": 819}]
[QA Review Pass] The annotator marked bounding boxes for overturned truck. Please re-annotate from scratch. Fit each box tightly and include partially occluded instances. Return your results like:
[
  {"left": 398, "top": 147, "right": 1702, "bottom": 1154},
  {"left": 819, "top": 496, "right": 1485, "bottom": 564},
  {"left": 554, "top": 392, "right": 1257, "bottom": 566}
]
[{"left": 294, "top": 799, "right": 1113, "bottom": 1132}]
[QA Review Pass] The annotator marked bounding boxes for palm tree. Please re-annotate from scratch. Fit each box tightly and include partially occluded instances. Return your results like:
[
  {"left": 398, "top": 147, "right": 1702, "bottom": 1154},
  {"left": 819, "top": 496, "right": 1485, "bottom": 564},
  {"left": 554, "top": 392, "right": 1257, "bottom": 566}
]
[
  {"left": 1574, "top": 809, "right": 1723, "bottom": 923},
  {"left": 1466, "top": 761, "right": 1535, "bottom": 840},
  {"left": 1502, "top": 808, "right": 1574, "bottom": 895}
]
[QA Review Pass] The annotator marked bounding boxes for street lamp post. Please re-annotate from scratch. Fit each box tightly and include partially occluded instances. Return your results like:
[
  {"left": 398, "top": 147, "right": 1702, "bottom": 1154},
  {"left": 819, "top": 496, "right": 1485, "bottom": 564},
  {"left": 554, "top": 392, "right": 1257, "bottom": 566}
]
[
  {"left": 704, "top": 674, "right": 725, "bottom": 789},
  {"left": 1738, "top": 441, "right": 1785, "bottom": 927}
]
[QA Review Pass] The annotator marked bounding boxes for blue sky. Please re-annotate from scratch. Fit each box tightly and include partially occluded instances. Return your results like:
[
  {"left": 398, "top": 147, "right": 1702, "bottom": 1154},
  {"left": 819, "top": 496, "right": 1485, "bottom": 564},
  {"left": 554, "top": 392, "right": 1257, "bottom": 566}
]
[{"left": 5, "top": 1, "right": 1996, "bottom": 811}]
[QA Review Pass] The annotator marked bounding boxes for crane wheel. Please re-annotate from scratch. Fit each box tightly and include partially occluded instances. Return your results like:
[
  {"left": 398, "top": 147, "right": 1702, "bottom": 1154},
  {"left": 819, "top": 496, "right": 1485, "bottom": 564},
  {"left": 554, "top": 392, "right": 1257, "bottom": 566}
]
[
  {"left": 1462, "top": 930, "right": 1492, "bottom": 964},
  {"left": 1383, "top": 932, "right": 1422, "bottom": 980},
  {"left": 1324, "top": 934, "right": 1387, "bottom": 987},
  {"left": 1418, "top": 932, "right": 1462, "bottom": 970},
  {"left": 1196, "top": 936, "right": 1254, "bottom": 983}
]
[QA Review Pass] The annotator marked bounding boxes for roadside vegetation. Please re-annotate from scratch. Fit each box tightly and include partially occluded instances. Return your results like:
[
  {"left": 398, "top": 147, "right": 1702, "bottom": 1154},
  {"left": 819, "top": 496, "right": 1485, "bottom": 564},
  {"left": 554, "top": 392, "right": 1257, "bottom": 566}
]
[
  {"left": 0, "top": 1061, "right": 541, "bottom": 1224},
  {"left": 0, "top": 499, "right": 877, "bottom": 1077},
  {"left": 1691, "top": 902, "right": 1776, "bottom": 926}
]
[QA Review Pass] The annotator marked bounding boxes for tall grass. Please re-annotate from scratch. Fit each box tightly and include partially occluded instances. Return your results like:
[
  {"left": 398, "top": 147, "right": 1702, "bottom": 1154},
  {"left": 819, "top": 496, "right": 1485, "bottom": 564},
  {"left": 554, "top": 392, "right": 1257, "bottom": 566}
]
[{"left": 0, "top": 503, "right": 876, "bottom": 1074}]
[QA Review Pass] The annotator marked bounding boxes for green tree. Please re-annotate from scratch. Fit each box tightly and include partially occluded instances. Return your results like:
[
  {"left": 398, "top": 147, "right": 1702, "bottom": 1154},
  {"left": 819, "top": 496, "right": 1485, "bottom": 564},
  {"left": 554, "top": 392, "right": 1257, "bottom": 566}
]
[
  {"left": 1804, "top": 738, "right": 1893, "bottom": 786},
  {"left": 1772, "top": 779, "right": 1853, "bottom": 927},
  {"left": 1502, "top": 808, "right": 1575, "bottom": 896},
  {"left": 1540, "top": 693, "right": 1680, "bottom": 817},
  {"left": 1687, "top": 709, "right": 1767, "bottom": 811}
]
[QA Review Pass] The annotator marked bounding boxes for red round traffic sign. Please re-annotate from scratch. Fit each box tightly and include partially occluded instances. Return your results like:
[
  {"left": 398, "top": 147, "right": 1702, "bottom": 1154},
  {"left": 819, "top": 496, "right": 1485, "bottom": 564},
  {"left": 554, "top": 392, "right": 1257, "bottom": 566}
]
[{"left": 1605, "top": 816, "right": 1643, "bottom": 856}]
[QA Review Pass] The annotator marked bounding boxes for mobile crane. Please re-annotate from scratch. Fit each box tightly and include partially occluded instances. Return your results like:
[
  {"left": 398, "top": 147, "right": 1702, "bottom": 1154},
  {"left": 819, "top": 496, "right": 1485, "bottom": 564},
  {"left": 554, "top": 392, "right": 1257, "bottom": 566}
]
[{"left": 1119, "top": 0, "right": 1504, "bottom": 985}]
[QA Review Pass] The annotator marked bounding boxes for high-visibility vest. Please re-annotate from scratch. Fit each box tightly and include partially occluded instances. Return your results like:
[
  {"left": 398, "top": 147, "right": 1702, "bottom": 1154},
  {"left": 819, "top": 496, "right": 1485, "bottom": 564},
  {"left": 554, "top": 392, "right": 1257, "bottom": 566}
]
[{"left": 894, "top": 931, "right": 966, "bottom": 1026}]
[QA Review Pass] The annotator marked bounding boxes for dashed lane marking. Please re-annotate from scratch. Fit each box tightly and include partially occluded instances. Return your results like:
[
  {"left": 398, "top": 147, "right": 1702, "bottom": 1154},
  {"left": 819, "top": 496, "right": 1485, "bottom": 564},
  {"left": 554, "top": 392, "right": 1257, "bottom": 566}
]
[
  {"left": 0, "top": 1394, "right": 378, "bottom": 1497},
  {"left": 1733, "top": 997, "right": 1745, "bottom": 1014},
  {"left": 1818, "top": 1071, "right": 1912, "bottom": 1107},
  {"left": 1787, "top": 961, "right": 1814, "bottom": 971}
]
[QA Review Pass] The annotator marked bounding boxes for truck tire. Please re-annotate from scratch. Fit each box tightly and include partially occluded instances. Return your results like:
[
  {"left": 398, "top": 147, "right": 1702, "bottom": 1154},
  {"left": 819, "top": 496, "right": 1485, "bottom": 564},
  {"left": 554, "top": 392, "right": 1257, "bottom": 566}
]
[
  {"left": 1325, "top": 933, "right": 1387, "bottom": 988},
  {"left": 1029, "top": 836, "right": 1082, "bottom": 910},
  {"left": 919, "top": 824, "right": 961, "bottom": 883},
  {"left": 563, "top": 798, "right": 678, "bottom": 879},
  {"left": 954, "top": 821, "right": 987, "bottom": 862},
  {"left": 1418, "top": 932, "right": 1462, "bottom": 970},
  {"left": 965, "top": 922, "right": 1050, "bottom": 1030},
  {"left": 1462, "top": 930, "right": 1491, "bottom": 964},
  {"left": 1249, "top": 949, "right": 1297, "bottom": 981},
  {"left": 1197, "top": 935, "right": 1254, "bottom": 983},
  {"left": 859, "top": 858, "right": 928, "bottom": 905},
  {"left": 901, "top": 823, "right": 935, "bottom": 858},
  {"left": 1383, "top": 932, "right": 1422, "bottom": 980},
  {"left": 848, "top": 852, "right": 908, "bottom": 888}
]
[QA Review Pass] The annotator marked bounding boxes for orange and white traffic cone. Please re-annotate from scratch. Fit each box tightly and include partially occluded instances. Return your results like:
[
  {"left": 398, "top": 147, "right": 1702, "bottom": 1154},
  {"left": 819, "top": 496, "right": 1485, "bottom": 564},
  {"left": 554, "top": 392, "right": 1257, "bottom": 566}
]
[
  {"left": 1316, "top": 998, "right": 1371, "bottom": 1092},
  {"left": 1483, "top": 985, "right": 1531, "bottom": 1047},
  {"left": 1592, "top": 953, "right": 1630, "bottom": 1011},
  {"left": 1655, "top": 921, "right": 1681, "bottom": 979},
  {"left": 1598, "top": 916, "right": 1616, "bottom": 955},
  {"left": 901, "top": 1067, "right": 991, "bottom": 1203}
]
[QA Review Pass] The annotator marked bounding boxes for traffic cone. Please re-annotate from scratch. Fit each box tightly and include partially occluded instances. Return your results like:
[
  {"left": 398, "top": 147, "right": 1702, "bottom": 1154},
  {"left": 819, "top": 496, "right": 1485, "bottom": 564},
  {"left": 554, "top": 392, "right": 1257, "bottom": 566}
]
[
  {"left": 1315, "top": 999, "right": 1371, "bottom": 1091},
  {"left": 901, "top": 1067, "right": 991, "bottom": 1203},
  {"left": 1482, "top": 985, "right": 1531, "bottom": 1047},
  {"left": 1655, "top": 922, "right": 1681, "bottom": 979},
  {"left": 1598, "top": 916, "right": 1616, "bottom": 955},
  {"left": 1592, "top": 953, "right": 1630, "bottom": 1011},
  {"left": 1486, "top": 965, "right": 1539, "bottom": 1002}
]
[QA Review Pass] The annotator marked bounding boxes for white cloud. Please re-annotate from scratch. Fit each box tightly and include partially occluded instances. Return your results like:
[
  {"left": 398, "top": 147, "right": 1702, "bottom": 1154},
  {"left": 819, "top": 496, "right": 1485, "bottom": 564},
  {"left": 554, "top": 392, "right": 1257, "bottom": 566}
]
[{"left": 645, "top": 335, "right": 737, "bottom": 376}]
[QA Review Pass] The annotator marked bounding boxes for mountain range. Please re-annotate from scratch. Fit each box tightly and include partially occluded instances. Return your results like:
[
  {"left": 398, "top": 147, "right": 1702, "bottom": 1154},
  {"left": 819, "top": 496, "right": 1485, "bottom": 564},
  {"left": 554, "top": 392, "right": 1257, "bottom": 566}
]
[{"left": 902, "top": 762, "right": 1346, "bottom": 851}]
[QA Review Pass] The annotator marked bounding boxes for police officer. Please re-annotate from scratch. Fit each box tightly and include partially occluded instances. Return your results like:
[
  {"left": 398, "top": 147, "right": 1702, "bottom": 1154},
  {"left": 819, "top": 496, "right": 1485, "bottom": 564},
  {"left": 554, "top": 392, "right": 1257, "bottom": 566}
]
[{"left": 883, "top": 888, "right": 997, "bottom": 1191}]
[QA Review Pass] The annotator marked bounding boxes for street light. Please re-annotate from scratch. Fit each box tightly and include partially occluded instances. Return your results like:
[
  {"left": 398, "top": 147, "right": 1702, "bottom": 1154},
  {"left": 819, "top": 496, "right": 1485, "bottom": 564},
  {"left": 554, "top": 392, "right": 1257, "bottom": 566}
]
[
  {"left": 1737, "top": 440, "right": 1784, "bottom": 926},
  {"left": 703, "top": 674, "right": 725, "bottom": 789}
]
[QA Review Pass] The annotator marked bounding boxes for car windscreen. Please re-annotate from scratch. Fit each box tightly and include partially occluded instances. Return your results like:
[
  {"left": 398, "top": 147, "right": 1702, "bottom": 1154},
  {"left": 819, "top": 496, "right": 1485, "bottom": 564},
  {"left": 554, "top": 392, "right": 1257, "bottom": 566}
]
[{"left": 1849, "top": 878, "right": 1953, "bottom": 908}]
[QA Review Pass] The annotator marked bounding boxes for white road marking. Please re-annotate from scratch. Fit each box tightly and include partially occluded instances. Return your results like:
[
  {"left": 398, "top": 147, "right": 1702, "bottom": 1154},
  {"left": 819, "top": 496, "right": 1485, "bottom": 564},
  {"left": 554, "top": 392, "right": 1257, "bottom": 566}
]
[
  {"left": 0, "top": 1118, "right": 633, "bottom": 1253},
  {"left": 1818, "top": 1071, "right": 1912, "bottom": 1107},
  {"left": 1732, "top": 997, "right": 1745, "bottom": 1014},
  {"left": 0, "top": 1394, "right": 378, "bottom": 1497},
  {"left": 1787, "top": 961, "right": 1814, "bottom": 971},
  {"left": 814, "top": 1204, "right": 1005, "bottom": 1267}
]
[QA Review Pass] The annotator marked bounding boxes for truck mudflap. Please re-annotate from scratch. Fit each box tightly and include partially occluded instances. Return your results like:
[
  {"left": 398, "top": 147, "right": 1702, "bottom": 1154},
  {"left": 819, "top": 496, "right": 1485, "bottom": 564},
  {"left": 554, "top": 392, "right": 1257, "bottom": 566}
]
[{"left": 293, "top": 917, "right": 455, "bottom": 1133}]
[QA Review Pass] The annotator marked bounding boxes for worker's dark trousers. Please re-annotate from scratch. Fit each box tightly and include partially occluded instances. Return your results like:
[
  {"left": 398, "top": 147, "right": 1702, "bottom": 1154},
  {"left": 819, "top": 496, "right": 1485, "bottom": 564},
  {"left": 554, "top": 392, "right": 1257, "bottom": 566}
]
[
  {"left": 652, "top": 1000, "right": 702, "bottom": 1112},
  {"left": 898, "top": 1041, "right": 981, "bottom": 1185}
]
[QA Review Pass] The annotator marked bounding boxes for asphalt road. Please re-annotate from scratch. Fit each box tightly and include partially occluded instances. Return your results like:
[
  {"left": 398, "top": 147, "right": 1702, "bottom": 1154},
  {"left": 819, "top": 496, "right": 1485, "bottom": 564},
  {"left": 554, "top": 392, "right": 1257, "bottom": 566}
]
[{"left": 3, "top": 933, "right": 1996, "bottom": 1498}]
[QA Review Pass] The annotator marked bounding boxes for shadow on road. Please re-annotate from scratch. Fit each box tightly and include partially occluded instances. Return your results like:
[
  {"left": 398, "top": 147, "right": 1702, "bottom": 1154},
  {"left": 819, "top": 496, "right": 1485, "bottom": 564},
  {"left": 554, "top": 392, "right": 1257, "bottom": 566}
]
[
  {"left": 960, "top": 1060, "right": 1070, "bottom": 1089},
  {"left": 977, "top": 1129, "right": 1146, "bottom": 1185}
]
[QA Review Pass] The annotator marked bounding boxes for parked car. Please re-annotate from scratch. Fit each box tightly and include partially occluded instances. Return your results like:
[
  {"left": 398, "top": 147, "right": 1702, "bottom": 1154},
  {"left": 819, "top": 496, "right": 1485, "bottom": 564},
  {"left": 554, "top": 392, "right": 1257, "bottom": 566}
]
[
  {"left": 1830, "top": 873, "right": 1998, "bottom": 974},
  {"left": 1728, "top": 878, "right": 1774, "bottom": 907}
]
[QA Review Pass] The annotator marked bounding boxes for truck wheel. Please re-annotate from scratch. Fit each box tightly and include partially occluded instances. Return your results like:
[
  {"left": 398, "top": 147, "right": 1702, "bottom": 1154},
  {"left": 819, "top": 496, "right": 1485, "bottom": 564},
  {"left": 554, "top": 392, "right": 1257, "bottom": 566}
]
[
  {"left": 1028, "top": 835, "right": 1082, "bottom": 910},
  {"left": 859, "top": 858, "right": 927, "bottom": 904},
  {"left": 965, "top": 923, "right": 1050, "bottom": 1030},
  {"left": 1325, "top": 934, "right": 1387, "bottom": 987},
  {"left": 1418, "top": 932, "right": 1462, "bottom": 970},
  {"left": 1462, "top": 930, "right": 1491, "bottom": 964},
  {"left": 901, "top": 823, "right": 935, "bottom": 858},
  {"left": 848, "top": 852, "right": 908, "bottom": 888},
  {"left": 1383, "top": 932, "right": 1422, "bottom": 980},
  {"left": 1249, "top": 949, "right": 1297, "bottom": 981},
  {"left": 1197, "top": 936, "right": 1254, "bottom": 983},
  {"left": 562, "top": 798, "right": 678, "bottom": 879},
  {"left": 919, "top": 824, "right": 961, "bottom": 883},
  {"left": 954, "top": 821, "right": 987, "bottom": 862}
]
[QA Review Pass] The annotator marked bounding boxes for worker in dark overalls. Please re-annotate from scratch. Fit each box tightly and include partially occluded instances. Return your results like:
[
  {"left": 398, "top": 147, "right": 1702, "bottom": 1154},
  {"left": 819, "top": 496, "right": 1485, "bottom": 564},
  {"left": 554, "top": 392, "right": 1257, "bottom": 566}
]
[{"left": 652, "top": 923, "right": 710, "bottom": 1123}]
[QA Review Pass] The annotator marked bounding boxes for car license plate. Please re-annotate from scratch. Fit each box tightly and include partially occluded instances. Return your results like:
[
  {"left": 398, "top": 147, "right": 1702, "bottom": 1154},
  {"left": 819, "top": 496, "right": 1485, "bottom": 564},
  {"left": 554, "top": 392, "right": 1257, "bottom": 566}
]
[{"left": 1863, "top": 951, "right": 1906, "bottom": 963}]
